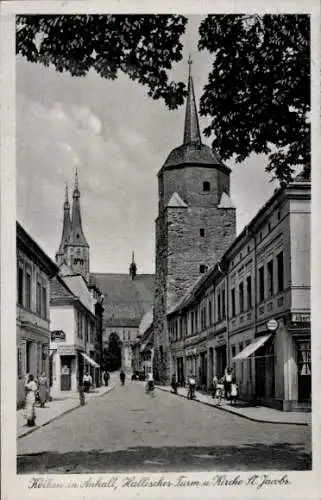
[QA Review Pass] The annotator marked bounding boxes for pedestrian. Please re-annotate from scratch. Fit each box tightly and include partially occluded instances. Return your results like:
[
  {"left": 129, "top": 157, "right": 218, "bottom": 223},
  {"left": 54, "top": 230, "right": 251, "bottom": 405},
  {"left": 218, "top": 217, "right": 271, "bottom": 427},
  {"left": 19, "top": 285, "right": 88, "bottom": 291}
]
[
  {"left": 212, "top": 375, "right": 218, "bottom": 398},
  {"left": 103, "top": 370, "right": 110, "bottom": 387},
  {"left": 24, "top": 374, "right": 37, "bottom": 427},
  {"left": 216, "top": 378, "right": 224, "bottom": 405},
  {"left": 120, "top": 370, "right": 126, "bottom": 386},
  {"left": 88, "top": 372, "right": 93, "bottom": 389},
  {"left": 224, "top": 367, "right": 233, "bottom": 401},
  {"left": 146, "top": 372, "right": 155, "bottom": 395},
  {"left": 83, "top": 372, "right": 90, "bottom": 393},
  {"left": 187, "top": 373, "right": 196, "bottom": 399},
  {"left": 230, "top": 377, "right": 238, "bottom": 405},
  {"left": 38, "top": 372, "right": 48, "bottom": 408},
  {"left": 171, "top": 373, "right": 178, "bottom": 394}
]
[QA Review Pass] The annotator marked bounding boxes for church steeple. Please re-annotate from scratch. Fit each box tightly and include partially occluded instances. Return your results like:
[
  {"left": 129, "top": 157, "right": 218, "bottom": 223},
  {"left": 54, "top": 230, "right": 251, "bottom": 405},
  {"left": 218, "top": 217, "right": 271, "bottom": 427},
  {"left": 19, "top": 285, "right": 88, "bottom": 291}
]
[
  {"left": 129, "top": 251, "right": 137, "bottom": 280},
  {"left": 69, "top": 169, "right": 88, "bottom": 247},
  {"left": 183, "top": 55, "right": 201, "bottom": 146},
  {"left": 56, "top": 182, "right": 71, "bottom": 265}
]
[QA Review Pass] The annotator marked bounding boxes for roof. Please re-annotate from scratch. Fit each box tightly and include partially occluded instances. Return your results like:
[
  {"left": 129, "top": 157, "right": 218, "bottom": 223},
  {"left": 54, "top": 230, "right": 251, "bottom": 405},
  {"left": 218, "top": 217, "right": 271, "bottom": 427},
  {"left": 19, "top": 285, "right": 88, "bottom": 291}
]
[
  {"left": 167, "top": 192, "right": 188, "bottom": 208},
  {"left": 162, "top": 142, "right": 225, "bottom": 170},
  {"left": 90, "top": 273, "right": 155, "bottom": 328},
  {"left": 139, "top": 308, "right": 154, "bottom": 336},
  {"left": 62, "top": 274, "right": 95, "bottom": 313},
  {"left": 50, "top": 275, "right": 76, "bottom": 300}
]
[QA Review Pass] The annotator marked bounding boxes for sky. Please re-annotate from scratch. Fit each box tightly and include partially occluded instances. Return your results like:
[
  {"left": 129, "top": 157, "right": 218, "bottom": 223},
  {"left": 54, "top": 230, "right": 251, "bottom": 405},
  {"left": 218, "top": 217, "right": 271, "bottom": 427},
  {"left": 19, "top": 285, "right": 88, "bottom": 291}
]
[{"left": 16, "top": 15, "right": 276, "bottom": 274}]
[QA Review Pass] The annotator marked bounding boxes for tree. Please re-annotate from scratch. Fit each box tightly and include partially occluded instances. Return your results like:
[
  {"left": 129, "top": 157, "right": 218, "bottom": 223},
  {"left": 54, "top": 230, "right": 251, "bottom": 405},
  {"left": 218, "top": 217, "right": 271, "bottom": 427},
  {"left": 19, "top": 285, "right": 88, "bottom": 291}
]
[
  {"left": 198, "top": 15, "right": 310, "bottom": 184},
  {"left": 102, "top": 332, "right": 122, "bottom": 371},
  {"left": 16, "top": 15, "right": 188, "bottom": 109}
]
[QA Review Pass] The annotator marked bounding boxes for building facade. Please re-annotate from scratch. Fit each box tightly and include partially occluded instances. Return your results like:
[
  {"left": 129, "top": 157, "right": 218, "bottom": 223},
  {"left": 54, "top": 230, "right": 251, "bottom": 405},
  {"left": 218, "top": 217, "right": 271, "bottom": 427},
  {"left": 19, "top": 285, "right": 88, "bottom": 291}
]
[
  {"left": 50, "top": 273, "right": 100, "bottom": 392},
  {"left": 153, "top": 61, "right": 236, "bottom": 383},
  {"left": 168, "top": 178, "right": 311, "bottom": 411},
  {"left": 16, "top": 222, "right": 59, "bottom": 407}
]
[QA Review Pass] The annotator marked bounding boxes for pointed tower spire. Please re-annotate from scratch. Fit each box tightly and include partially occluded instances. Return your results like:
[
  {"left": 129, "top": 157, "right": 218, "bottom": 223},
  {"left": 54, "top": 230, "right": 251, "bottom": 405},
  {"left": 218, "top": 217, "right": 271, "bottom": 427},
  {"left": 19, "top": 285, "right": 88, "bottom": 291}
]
[
  {"left": 69, "top": 169, "right": 88, "bottom": 247},
  {"left": 56, "top": 181, "right": 71, "bottom": 264},
  {"left": 129, "top": 251, "right": 137, "bottom": 279},
  {"left": 183, "top": 55, "right": 202, "bottom": 146}
]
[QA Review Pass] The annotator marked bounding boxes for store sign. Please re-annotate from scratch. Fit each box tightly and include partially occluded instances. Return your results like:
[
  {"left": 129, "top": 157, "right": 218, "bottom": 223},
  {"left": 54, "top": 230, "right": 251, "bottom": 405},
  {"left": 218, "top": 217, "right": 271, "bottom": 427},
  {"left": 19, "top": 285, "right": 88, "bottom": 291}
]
[
  {"left": 185, "top": 348, "right": 197, "bottom": 357},
  {"left": 51, "top": 330, "right": 66, "bottom": 341},
  {"left": 292, "top": 313, "right": 310, "bottom": 324},
  {"left": 267, "top": 319, "right": 279, "bottom": 331},
  {"left": 57, "top": 344, "right": 76, "bottom": 355}
]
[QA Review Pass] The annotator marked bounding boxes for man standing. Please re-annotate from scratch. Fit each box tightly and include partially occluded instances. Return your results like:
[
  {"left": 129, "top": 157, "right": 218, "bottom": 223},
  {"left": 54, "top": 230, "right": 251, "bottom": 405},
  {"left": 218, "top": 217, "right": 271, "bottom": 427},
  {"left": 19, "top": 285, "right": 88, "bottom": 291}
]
[{"left": 120, "top": 370, "right": 126, "bottom": 386}]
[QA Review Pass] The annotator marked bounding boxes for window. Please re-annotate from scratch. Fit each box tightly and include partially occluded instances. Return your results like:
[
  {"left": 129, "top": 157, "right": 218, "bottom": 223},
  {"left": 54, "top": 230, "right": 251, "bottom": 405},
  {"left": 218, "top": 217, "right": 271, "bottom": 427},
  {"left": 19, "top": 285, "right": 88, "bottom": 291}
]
[
  {"left": 246, "top": 276, "right": 252, "bottom": 309},
  {"left": 208, "top": 300, "right": 212, "bottom": 325},
  {"left": 203, "top": 181, "right": 210, "bottom": 192},
  {"left": 222, "top": 289, "right": 226, "bottom": 319},
  {"left": 200, "top": 228, "right": 205, "bottom": 237},
  {"left": 77, "top": 311, "right": 82, "bottom": 338},
  {"left": 85, "top": 320, "right": 89, "bottom": 342},
  {"left": 268, "top": 221, "right": 272, "bottom": 232},
  {"left": 277, "top": 251, "right": 284, "bottom": 292},
  {"left": 267, "top": 260, "right": 274, "bottom": 297},
  {"left": 17, "top": 346, "right": 22, "bottom": 378},
  {"left": 247, "top": 245, "right": 251, "bottom": 253},
  {"left": 277, "top": 210, "right": 281, "bottom": 221},
  {"left": 42, "top": 286, "right": 47, "bottom": 318},
  {"left": 26, "top": 340, "right": 32, "bottom": 374},
  {"left": 36, "top": 281, "right": 42, "bottom": 315},
  {"left": 25, "top": 271, "right": 31, "bottom": 309},
  {"left": 231, "top": 345, "right": 236, "bottom": 359},
  {"left": 231, "top": 288, "right": 236, "bottom": 317},
  {"left": 17, "top": 263, "right": 24, "bottom": 305},
  {"left": 259, "top": 232, "right": 263, "bottom": 241},
  {"left": 259, "top": 266, "right": 265, "bottom": 302},
  {"left": 217, "top": 293, "right": 221, "bottom": 321},
  {"left": 200, "top": 264, "right": 206, "bottom": 274},
  {"left": 239, "top": 282, "right": 244, "bottom": 313}
]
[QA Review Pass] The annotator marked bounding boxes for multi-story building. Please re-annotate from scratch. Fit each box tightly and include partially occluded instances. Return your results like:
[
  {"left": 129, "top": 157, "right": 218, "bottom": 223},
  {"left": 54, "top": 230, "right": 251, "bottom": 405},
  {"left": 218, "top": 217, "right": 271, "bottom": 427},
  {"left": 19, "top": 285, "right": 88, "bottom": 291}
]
[
  {"left": 16, "top": 222, "right": 59, "bottom": 407},
  {"left": 49, "top": 271, "right": 100, "bottom": 392},
  {"left": 153, "top": 60, "right": 236, "bottom": 383},
  {"left": 168, "top": 176, "right": 311, "bottom": 411}
]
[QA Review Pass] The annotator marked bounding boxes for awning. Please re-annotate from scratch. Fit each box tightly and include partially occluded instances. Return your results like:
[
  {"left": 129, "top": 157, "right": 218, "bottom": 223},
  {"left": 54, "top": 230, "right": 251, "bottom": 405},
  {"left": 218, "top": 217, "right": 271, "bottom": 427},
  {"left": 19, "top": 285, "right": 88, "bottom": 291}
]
[
  {"left": 81, "top": 352, "right": 100, "bottom": 368},
  {"left": 232, "top": 334, "right": 272, "bottom": 361}
]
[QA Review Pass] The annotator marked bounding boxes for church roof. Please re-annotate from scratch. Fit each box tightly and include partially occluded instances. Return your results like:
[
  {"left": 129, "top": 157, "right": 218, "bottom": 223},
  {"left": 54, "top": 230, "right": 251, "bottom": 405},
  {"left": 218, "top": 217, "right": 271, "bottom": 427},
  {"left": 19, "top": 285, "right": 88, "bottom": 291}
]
[
  {"left": 57, "top": 183, "right": 71, "bottom": 255},
  {"left": 90, "top": 273, "right": 155, "bottom": 328},
  {"left": 69, "top": 170, "right": 89, "bottom": 247}
]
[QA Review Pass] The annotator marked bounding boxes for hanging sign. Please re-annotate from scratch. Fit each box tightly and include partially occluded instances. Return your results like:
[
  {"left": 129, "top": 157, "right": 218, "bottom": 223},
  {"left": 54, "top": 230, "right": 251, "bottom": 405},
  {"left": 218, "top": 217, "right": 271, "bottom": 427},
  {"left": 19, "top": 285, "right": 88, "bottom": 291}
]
[
  {"left": 57, "top": 344, "right": 76, "bottom": 355},
  {"left": 267, "top": 319, "right": 279, "bottom": 331},
  {"left": 51, "top": 330, "right": 66, "bottom": 341}
]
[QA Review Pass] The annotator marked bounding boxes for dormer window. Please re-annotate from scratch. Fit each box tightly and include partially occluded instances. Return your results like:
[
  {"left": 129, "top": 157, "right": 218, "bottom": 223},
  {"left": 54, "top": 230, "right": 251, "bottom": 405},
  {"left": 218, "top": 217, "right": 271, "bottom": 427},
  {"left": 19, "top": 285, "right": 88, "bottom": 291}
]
[{"left": 203, "top": 181, "right": 210, "bottom": 192}]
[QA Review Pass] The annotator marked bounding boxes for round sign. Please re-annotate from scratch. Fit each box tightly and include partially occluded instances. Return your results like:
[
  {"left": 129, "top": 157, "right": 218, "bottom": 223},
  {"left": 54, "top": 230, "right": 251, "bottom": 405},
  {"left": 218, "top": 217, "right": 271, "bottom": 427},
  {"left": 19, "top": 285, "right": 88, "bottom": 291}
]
[{"left": 267, "top": 319, "right": 278, "bottom": 331}]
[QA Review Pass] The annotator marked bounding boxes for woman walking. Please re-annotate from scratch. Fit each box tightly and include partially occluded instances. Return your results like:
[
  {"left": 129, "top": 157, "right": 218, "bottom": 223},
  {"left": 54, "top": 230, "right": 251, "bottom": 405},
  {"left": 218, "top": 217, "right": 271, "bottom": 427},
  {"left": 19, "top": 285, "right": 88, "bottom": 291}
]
[
  {"left": 38, "top": 372, "right": 48, "bottom": 408},
  {"left": 24, "top": 374, "right": 37, "bottom": 427}
]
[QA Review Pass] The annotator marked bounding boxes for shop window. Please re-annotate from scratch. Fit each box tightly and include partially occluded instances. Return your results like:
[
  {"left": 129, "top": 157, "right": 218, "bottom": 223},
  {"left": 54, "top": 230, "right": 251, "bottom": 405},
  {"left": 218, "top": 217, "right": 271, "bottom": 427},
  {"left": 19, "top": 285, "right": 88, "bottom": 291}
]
[
  {"left": 246, "top": 275, "right": 252, "bottom": 309},
  {"left": 259, "top": 266, "right": 265, "bottom": 302},
  {"left": 239, "top": 282, "right": 244, "bottom": 313},
  {"left": 277, "top": 251, "right": 284, "bottom": 292},
  {"left": 200, "top": 228, "right": 205, "bottom": 237},
  {"left": 267, "top": 260, "right": 274, "bottom": 297},
  {"left": 203, "top": 181, "right": 210, "bottom": 192},
  {"left": 231, "top": 288, "right": 236, "bottom": 317}
]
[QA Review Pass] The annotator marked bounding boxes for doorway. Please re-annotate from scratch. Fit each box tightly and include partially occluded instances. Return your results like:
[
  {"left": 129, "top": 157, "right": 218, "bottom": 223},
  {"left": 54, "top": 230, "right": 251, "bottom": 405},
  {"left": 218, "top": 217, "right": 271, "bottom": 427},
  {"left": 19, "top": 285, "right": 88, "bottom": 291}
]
[
  {"left": 215, "top": 345, "right": 226, "bottom": 378},
  {"left": 60, "top": 356, "right": 72, "bottom": 391},
  {"left": 297, "top": 340, "right": 311, "bottom": 402}
]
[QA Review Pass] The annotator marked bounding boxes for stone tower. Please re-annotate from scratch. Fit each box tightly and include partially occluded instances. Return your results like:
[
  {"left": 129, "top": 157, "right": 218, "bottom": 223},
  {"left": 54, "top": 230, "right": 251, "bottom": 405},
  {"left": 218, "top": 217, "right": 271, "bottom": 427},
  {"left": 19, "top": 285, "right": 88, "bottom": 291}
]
[
  {"left": 56, "top": 182, "right": 71, "bottom": 266},
  {"left": 56, "top": 171, "right": 90, "bottom": 281},
  {"left": 153, "top": 59, "right": 236, "bottom": 383}
]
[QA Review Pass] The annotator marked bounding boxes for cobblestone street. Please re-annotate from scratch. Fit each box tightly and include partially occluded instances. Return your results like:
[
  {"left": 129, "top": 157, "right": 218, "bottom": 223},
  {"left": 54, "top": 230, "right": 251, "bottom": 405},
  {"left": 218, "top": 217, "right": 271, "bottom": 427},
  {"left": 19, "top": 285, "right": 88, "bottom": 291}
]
[{"left": 17, "top": 381, "right": 311, "bottom": 473}]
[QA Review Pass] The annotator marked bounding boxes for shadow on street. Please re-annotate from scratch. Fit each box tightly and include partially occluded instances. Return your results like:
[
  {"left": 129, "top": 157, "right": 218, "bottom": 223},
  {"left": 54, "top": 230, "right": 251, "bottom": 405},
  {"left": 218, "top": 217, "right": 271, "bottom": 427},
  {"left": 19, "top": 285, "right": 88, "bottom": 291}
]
[{"left": 17, "top": 442, "right": 311, "bottom": 473}]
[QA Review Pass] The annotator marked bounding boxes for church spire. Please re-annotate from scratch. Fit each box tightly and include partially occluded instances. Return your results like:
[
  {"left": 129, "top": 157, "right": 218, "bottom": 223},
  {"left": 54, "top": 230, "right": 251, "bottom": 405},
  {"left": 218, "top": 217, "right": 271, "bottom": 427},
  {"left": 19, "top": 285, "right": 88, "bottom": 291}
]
[
  {"left": 129, "top": 251, "right": 137, "bottom": 280},
  {"left": 56, "top": 181, "right": 71, "bottom": 264},
  {"left": 183, "top": 55, "right": 202, "bottom": 146},
  {"left": 69, "top": 169, "right": 88, "bottom": 247}
]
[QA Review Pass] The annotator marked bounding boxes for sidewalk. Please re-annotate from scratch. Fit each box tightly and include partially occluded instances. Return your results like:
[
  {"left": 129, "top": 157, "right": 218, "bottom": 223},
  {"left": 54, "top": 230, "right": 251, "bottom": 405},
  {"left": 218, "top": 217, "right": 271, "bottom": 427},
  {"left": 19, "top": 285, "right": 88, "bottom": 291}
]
[
  {"left": 17, "top": 384, "right": 115, "bottom": 439},
  {"left": 157, "top": 385, "right": 311, "bottom": 426}
]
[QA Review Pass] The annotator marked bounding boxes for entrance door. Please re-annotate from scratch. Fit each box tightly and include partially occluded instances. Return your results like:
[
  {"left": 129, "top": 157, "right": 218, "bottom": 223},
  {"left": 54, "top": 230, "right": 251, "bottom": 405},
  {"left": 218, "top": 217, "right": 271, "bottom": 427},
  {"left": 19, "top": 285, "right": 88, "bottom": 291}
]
[
  {"left": 215, "top": 346, "right": 226, "bottom": 378},
  {"left": 60, "top": 356, "right": 72, "bottom": 391},
  {"left": 297, "top": 341, "right": 311, "bottom": 402}
]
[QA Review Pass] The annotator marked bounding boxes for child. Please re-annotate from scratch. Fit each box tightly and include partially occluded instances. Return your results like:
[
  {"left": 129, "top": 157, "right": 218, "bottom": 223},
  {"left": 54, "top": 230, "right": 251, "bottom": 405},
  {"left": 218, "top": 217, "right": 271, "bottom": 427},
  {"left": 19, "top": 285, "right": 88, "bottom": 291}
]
[
  {"left": 216, "top": 378, "right": 224, "bottom": 404},
  {"left": 230, "top": 377, "right": 238, "bottom": 405}
]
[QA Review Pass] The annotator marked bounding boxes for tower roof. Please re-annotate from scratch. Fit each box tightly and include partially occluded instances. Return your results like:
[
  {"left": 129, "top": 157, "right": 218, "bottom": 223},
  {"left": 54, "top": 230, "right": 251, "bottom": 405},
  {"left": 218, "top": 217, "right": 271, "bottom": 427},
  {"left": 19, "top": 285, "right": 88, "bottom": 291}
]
[
  {"left": 69, "top": 170, "right": 89, "bottom": 247},
  {"left": 162, "top": 57, "right": 228, "bottom": 172},
  {"left": 56, "top": 182, "right": 71, "bottom": 256}
]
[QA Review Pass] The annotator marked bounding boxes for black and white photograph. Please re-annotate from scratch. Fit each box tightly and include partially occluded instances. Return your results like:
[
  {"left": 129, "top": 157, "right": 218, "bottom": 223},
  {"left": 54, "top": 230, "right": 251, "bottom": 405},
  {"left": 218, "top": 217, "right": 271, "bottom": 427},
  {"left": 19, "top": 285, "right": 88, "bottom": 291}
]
[{"left": 1, "top": 1, "right": 320, "bottom": 499}]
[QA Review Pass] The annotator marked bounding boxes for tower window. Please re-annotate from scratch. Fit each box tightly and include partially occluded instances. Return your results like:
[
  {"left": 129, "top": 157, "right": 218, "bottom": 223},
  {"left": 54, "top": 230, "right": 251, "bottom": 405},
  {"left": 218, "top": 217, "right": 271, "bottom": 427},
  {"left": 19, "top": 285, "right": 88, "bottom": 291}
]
[
  {"left": 203, "top": 181, "right": 210, "bottom": 192},
  {"left": 200, "top": 228, "right": 205, "bottom": 237},
  {"left": 199, "top": 264, "right": 207, "bottom": 274}
]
